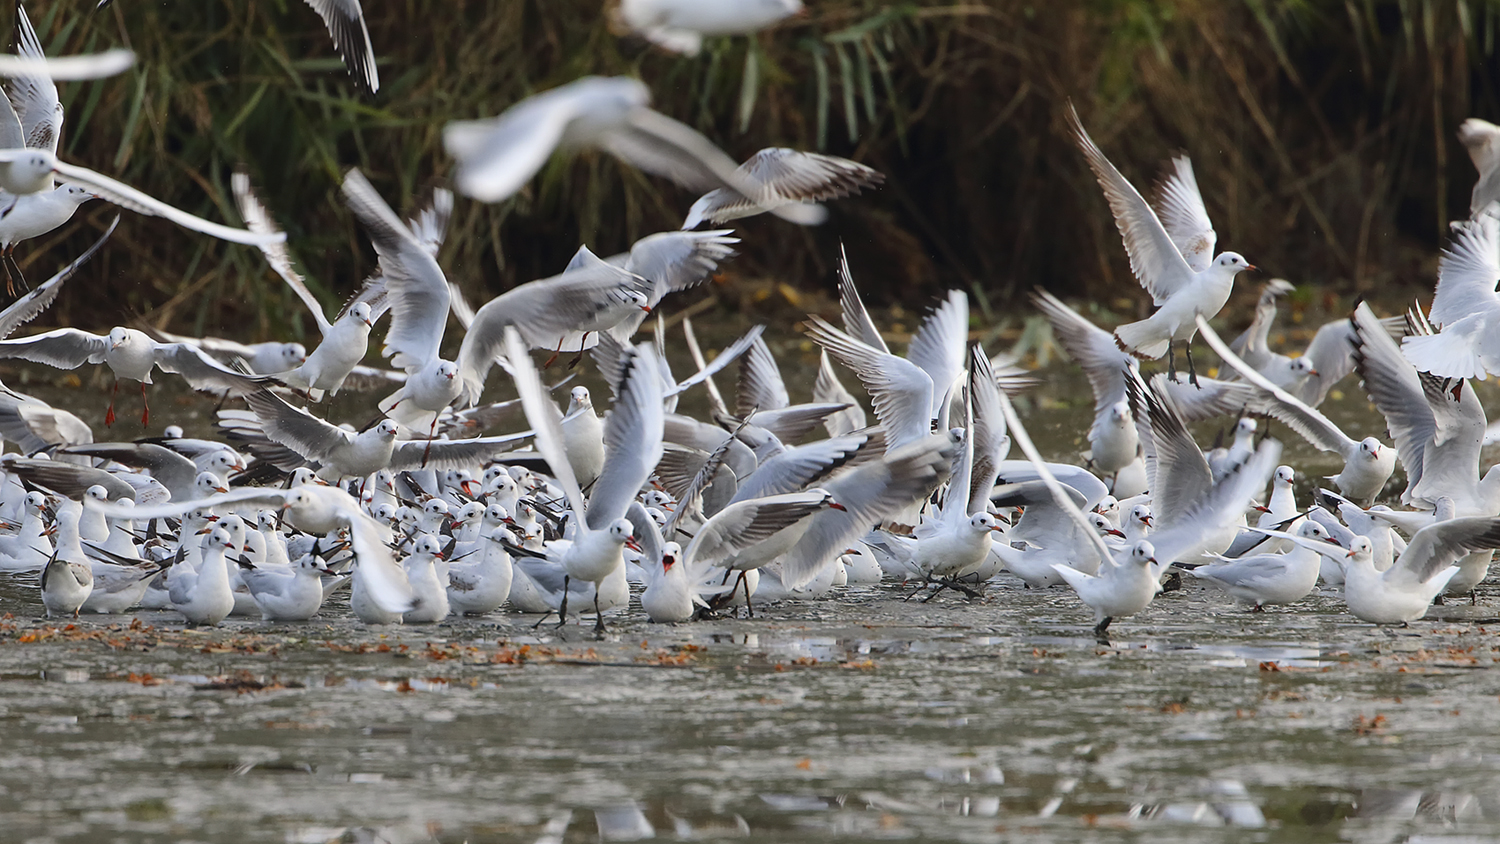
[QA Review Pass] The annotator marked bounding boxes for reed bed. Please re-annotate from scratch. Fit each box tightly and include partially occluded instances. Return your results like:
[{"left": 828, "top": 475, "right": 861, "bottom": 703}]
[{"left": 13, "top": 0, "right": 1500, "bottom": 337}]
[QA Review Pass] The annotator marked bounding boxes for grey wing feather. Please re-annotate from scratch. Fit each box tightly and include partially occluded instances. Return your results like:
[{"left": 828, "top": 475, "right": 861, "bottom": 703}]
[
  {"left": 736, "top": 335, "right": 789, "bottom": 417},
  {"left": 805, "top": 315, "right": 932, "bottom": 451},
  {"left": 5, "top": 457, "right": 138, "bottom": 501},
  {"left": 778, "top": 435, "right": 953, "bottom": 589},
  {"left": 1030, "top": 289, "right": 1134, "bottom": 413},
  {"left": 233, "top": 172, "right": 331, "bottom": 335},
  {"left": 1149, "top": 440, "right": 1282, "bottom": 565},
  {"left": 1130, "top": 374, "right": 1213, "bottom": 528},
  {"left": 388, "top": 430, "right": 534, "bottom": 472},
  {"left": 0, "top": 215, "right": 117, "bottom": 340},
  {"left": 7, "top": 5, "right": 60, "bottom": 154},
  {"left": 342, "top": 168, "right": 450, "bottom": 369},
  {"left": 303, "top": 0, "right": 379, "bottom": 93},
  {"left": 242, "top": 390, "right": 352, "bottom": 462},
  {"left": 0, "top": 328, "right": 108, "bottom": 369},
  {"left": 606, "top": 109, "right": 823, "bottom": 226},
  {"left": 905, "top": 290, "right": 968, "bottom": 416},
  {"left": 152, "top": 344, "right": 268, "bottom": 397},
  {"left": 585, "top": 344, "right": 665, "bottom": 529},
  {"left": 1152, "top": 155, "right": 1216, "bottom": 271},
  {"left": 1351, "top": 303, "right": 1431, "bottom": 499},
  {"left": 837, "top": 244, "right": 888, "bottom": 353},
  {"left": 1396, "top": 517, "right": 1500, "bottom": 586}
]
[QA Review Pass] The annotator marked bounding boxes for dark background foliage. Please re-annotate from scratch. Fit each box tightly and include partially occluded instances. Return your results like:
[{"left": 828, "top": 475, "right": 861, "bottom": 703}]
[{"left": 17, "top": 0, "right": 1500, "bottom": 340}]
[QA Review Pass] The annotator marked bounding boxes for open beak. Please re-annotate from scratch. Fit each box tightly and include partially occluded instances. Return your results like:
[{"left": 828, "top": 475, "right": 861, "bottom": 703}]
[
  {"left": 1142, "top": 516, "right": 1153, "bottom": 527},
  {"left": 662, "top": 555, "right": 675, "bottom": 571}
]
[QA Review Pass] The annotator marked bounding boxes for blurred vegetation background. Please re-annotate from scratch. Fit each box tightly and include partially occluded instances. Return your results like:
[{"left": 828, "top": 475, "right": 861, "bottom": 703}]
[{"left": 13, "top": 0, "right": 1500, "bottom": 342}]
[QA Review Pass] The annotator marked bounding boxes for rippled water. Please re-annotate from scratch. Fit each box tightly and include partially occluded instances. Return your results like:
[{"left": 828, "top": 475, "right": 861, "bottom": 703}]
[{"left": 4, "top": 331, "right": 1500, "bottom": 842}]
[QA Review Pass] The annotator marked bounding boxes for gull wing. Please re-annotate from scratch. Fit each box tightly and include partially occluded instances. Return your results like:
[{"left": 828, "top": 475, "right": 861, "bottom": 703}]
[
  {"left": 388, "top": 429, "right": 534, "bottom": 472},
  {"left": 585, "top": 342, "right": 664, "bottom": 529},
  {"left": 151, "top": 343, "right": 269, "bottom": 397},
  {"left": 1153, "top": 156, "right": 1216, "bottom": 272},
  {"left": 682, "top": 148, "right": 883, "bottom": 228},
  {"left": 1351, "top": 303, "right": 1432, "bottom": 501},
  {"left": 342, "top": 168, "right": 450, "bottom": 369},
  {"left": 804, "top": 315, "right": 933, "bottom": 451},
  {"left": 0, "top": 327, "right": 109, "bottom": 369},
  {"left": 682, "top": 492, "right": 829, "bottom": 575},
  {"left": 49, "top": 159, "right": 285, "bottom": 246},
  {"left": 778, "top": 435, "right": 953, "bottom": 589},
  {"left": 8, "top": 4, "right": 60, "bottom": 154},
  {"left": 233, "top": 172, "right": 331, "bottom": 335},
  {"left": 241, "top": 389, "right": 353, "bottom": 464},
  {"left": 837, "top": 244, "right": 888, "bottom": 352},
  {"left": 1392, "top": 517, "right": 1500, "bottom": 588},
  {"left": 1428, "top": 213, "right": 1500, "bottom": 328},
  {"left": 735, "top": 335, "right": 789, "bottom": 417},
  {"left": 1030, "top": 289, "right": 1135, "bottom": 414},
  {"left": 1066, "top": 103, "right": 1195, "bottom": 306},
  {"left": 303, "top": 0, "right": 379, "bottom": 94},
  {"left": 1194, "top": 317, "right": 1359, "bottom": 456},
  {"left": 0, "top": 214, "right": 117, "bottom": 340},
  {"left": 444, "top": 80, "right": 601, "bottom": 204},
  {"left": 606, "top": 107, "right": 825, "bottom": 226},
  {"left": 906, "top": 290, "right": 969, "bottom": 417}
]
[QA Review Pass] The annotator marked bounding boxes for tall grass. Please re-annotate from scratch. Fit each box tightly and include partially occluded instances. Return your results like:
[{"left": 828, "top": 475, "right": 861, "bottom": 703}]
[{"left": 15, "top": 0, "right": 1500, "bottom": 338}]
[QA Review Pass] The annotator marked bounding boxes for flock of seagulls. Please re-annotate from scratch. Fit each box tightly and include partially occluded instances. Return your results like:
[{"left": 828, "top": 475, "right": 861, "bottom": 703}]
[{"left": 0, "top": 3, "right": 1497, "bottom": 646}]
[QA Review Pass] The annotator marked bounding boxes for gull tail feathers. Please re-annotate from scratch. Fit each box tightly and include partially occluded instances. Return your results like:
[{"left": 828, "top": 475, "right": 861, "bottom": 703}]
[{"left": 1113, "top": 319, "right": 1169, "bottom": 359}]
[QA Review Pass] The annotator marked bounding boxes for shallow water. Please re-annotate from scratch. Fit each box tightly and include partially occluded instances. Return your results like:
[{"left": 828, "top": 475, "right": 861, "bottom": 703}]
[
  {"left": 7, "top": 576, "right": 1500, "bottom": 843},
  {"left": 5, "top": 332, "right": 1500, "bottom": 842}
]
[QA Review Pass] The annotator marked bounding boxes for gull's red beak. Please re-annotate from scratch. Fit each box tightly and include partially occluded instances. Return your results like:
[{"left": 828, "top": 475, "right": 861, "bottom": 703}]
[{"left": 828, "top": 501, "right": 847, "bottom": 511}]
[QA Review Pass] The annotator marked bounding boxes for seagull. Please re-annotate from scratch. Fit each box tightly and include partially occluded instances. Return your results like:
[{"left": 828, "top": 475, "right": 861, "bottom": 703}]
[
  {"left": 233, "top": 173, "right": 379, "bottom": 401},
  {"left": 1195, "top": 316, "right": 1395, "bottom": 504},
  {"left": 167, "top": 525, "right": 237, "bottom": 626},
  {"left": 1352, "top": 303, "right": 1500, "bottom": 514},
  {"left": 341, "top": 169, "right": 463, "bottom": 441},
  {"left": 602, "top": 228, "right": 739, "bottom": 342},
  {"left": 1030, "top": 289, "right": 1140, "bottom": 475},
  {"left": 614, "top": 0, "right": 803, "bottom": 55},
  {"left": 1228, "top": 279, "right": 1363, "bottom": 406},
  {"left": 1400, "top": 211, "right": 1500, "bottom": 381},
  {"left": 1458, "top": 118, "right": 1500, "bottom": 218},
  {"left": 504, "top": 325, "right": 663, "bottom": 634},
  {"left": 1273, "top": 512, "right": 1500, "bottom": 625},
  {"left": 400, "top": 534, "right": 450, "bottom": 624},
  {"left": 443, "top": 75, "right": 821, "bottom": 225},
  {"left": 681, "top": 490, "right": 844, "bottom": 614},
  {"left": 0, "top": 10, "right": 280, "bottom": 249},
  {"left": 681, "top": 148, "right": 883, "bottom": 229},
  {"left": 239, "top": 552, "right": 332, "bottom": 622},
  {"left": 40, "top": 547, "right": 92, "bottom": 618},
  {"left": 446, "top": 526, "right": 514, "bottom": 616},
  {"left": 0, "top": 326, "right": 267, "bottom": 426},
  {"left": 1187, "top": 520, "right": 1336, "bottom": 610},
  {"left": 1066, "top": 103, "right": 1255, "bottom": 385}
]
